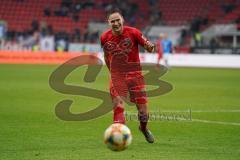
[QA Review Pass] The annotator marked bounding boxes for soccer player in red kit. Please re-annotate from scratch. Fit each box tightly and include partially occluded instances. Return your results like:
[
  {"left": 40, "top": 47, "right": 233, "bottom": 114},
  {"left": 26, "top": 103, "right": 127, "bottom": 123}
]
[
  {"left": 100, "top": 9, "right": 155, "bottom": 143},
  {"left": 156, "top": 33, "right": 164, "bottom": 67}
]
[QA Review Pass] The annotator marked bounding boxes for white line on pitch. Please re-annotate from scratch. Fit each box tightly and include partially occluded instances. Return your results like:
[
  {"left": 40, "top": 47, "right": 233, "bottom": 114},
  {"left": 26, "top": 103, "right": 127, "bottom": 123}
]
[
  {"left": 191, "top": 119, "right": 240, "bottom": 126},
  {"left": 151, "top": 110, "right": 240, "bottom": 113}
]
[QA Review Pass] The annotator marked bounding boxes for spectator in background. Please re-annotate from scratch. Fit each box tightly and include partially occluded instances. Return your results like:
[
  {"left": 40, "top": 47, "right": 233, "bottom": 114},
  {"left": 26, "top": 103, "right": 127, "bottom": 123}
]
[
  {"left": 221, "top": 2, "right": 236, "bottom": 14},
  {"left": 149, "top": 4, "right": 162, "bottom": 25},
  {"left": 40, "top": 20, "right": 47, "bottom": 32},
  {"left": 56, "top": 39, "right": 67, "bottom": 51},
  {"left": 194, "top": 32, "right": 203, "bottom": 47},
  {"left": 71, "top": 1, "right": 81, "bottom": 22},
  {"left": 104, "top": 3, "right": 114, "bottom": 12},
  {"left": 6, "top": 30, "right": 16, "bottom": 42},
  {"left": 83, "top": 30, "right": 90, "bottom": 42},
  {"left": 31, "top": 19, "right": 39, "bottom": 32},
  {"left": 44, "top": 6, "right": 51, "bottom": 16},
  {"left": 190, "top": 17, "right": 201, "bottom": 34},
  {"left": 148, "top": 0, "right": 162, "bottom": 25},
  {"left": 19, "top": 30, "right": 40, "bottom": 50},
  {"left": 40, "top": 33, "right": 54, "bottom": 51},
  {"left": 236, "top": 16, "right": 240, "bottom": 31},
  {"left": 235, "top": 16, "right": 240, "bottom": 24},
  {"left": 148, "top": 0, "right": 158, "bottom": 6},
  {"left": 82, "top": 0, "right": 94, "bottom": 9},
  {"left": 115, "top": 0, "right": 139, "bottom": 23},
  {"left": 60, "top": 5, "right": 69, "bottom": 17},
  {"left": 72, "top": 13, "right": 80, "bottom": 22},
  {"left": 61, "top": 0, "right": 72, "bottom": 9},
  {"left": 71, "top": 28, "right": 81, "bottom": 42},
  {"left": 54, "top": 7, "right": 61, "bottom": 16},
  {"left": 55, "top": 31, "right": 69, "bottom": 51},
  {"left": 89, "top": 31, "right": 99, "bottom": 43},
  {"left": 73, "top": 1, "right": 82, "bottom": 13},
  {"left": 47, "top": 25, "right": 53, "bottom": 35},
  {"left": 201, "top": 16, "right": 209, "bottom": 26},
  {"left": 54, "top": 5, "right": 69, "bottom": 17},
  {"left": 40, "top": 25, "right": 54, "bottom": 51},
  {"left": 190, "top": 17, "right": 203, "bottom": 47},
  {"left": 210, "top": 37, "right": 218, "bottom": 54},
  {"left": 179, "top": 28, "right": 187, "bottom": 46}
]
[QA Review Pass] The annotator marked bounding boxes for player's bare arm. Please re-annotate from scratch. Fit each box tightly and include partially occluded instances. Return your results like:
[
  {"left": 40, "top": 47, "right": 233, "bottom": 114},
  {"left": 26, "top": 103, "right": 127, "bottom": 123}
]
[{"left": 144, "top": 40, "right": 155, "bottom": 53}]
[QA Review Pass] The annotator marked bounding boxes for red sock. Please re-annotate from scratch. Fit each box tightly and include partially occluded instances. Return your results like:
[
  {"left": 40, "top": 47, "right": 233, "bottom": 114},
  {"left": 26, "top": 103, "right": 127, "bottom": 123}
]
[
  {"left": 113, "top": 106, "right": 125, "bottom": 124},
  {"left": 138, "top": 112, "right": 149, "bottom": 130}
]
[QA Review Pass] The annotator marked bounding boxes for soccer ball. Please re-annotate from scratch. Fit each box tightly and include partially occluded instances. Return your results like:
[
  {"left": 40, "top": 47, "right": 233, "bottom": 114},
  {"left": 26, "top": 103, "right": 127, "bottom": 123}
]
[{"left": 104, "top": 123, "right": 132, "bottom": 151}]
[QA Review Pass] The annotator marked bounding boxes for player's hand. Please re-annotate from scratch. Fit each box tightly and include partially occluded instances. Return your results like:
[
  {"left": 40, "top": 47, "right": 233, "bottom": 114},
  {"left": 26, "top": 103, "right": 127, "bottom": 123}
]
[{"left": 144, "top": 41, "right": 155, "bottom": 53}]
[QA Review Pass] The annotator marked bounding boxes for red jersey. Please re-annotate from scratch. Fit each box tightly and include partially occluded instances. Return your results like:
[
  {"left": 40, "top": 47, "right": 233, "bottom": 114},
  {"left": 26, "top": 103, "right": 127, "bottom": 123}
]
[
  {"left": 156, "top": 39, "right": 163, "bottom": 60},
  {"left": 100, "top": 26, "right": 146, "bottom": 71},
  {"left": 101, "top": 26, "right": 148, "bottom": 104}
]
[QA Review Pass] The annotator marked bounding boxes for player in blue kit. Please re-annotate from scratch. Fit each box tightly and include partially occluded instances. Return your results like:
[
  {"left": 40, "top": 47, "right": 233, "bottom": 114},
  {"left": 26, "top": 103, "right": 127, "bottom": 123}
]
[{"left": 161, "top": 34, "right": 174, "bottom": 68}]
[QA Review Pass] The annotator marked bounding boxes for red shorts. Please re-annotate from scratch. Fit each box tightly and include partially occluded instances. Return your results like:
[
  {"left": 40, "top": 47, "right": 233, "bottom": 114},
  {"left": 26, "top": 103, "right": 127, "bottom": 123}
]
[{"left": 109, "top": 72, "right": 147, "bottom": 104}]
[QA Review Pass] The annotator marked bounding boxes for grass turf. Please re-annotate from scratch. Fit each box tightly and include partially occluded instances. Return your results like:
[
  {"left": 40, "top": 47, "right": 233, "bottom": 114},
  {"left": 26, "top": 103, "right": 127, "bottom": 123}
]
[{"left": 0, "top": 64, "right": 240, "bottom": 160}]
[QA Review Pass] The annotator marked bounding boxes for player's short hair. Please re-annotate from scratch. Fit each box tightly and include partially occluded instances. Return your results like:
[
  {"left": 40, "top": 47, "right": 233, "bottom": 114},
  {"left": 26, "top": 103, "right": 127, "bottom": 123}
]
[{"left": 106, "top": 8, "right": 123, "bottom": 19}]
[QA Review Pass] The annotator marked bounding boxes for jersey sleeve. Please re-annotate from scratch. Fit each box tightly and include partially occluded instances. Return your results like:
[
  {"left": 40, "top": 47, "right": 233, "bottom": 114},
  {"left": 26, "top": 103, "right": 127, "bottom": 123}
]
[{"left": 133, "top": 28, "right": 146, "bottom": 47}]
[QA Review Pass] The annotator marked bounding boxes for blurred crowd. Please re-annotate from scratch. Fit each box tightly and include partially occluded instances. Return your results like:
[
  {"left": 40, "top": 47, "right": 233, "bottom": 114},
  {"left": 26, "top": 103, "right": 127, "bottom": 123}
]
[
  {"left": 2, "top": 0, "right": 164, "bottom": 51},
  {"left": 1, "top": 0, "right": 240, "bottom": 52}
]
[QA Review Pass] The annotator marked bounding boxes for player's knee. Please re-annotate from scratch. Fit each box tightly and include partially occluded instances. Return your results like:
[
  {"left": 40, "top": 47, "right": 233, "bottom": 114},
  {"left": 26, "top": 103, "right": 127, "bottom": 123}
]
[
  {"left": 137, "top": 103, "right": 148, "bottom": 113},
  {"left": 113, "top": 96, "right": 124, "bottom": 107}
]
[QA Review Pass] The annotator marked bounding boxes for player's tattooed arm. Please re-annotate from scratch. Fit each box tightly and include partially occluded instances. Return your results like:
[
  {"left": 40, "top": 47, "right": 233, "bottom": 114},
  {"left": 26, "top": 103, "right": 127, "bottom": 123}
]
[
  {"left": 140, "top": 33, "right": 155, "bottom": 53},
  {"left": 144, "top": 40, "right": 155, "bottom": 53}
]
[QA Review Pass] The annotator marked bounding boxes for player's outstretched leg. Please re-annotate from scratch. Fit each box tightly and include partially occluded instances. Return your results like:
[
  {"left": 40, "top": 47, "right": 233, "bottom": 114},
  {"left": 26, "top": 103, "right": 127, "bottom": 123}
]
[
  {"left": 113, "top": 96, "right": 125, "bottom": 124},
  {"left": 137, "top": 104, "right": 155, "bottom": 143}
]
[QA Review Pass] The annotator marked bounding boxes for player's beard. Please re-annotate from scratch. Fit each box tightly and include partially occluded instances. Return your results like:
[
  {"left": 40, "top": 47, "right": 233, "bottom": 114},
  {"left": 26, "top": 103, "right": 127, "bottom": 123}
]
[{"left": 112, "top": 25, "right": 122, "bottom": 34}]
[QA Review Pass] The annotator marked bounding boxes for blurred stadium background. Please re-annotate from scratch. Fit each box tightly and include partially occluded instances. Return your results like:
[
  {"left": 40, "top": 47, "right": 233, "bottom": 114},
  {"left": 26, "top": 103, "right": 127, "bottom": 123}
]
[
  {"left": 0, "top": 0, "right": 240, "bottom": 54},
  {"left": 1, "top": 1, "right": 240, "bottom": 160}
]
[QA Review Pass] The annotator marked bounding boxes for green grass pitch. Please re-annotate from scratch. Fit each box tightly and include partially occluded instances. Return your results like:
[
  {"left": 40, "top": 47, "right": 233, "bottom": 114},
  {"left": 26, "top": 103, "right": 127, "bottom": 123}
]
[{"left": 0, "top": 64, "right": 240, "bottom": 160}]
